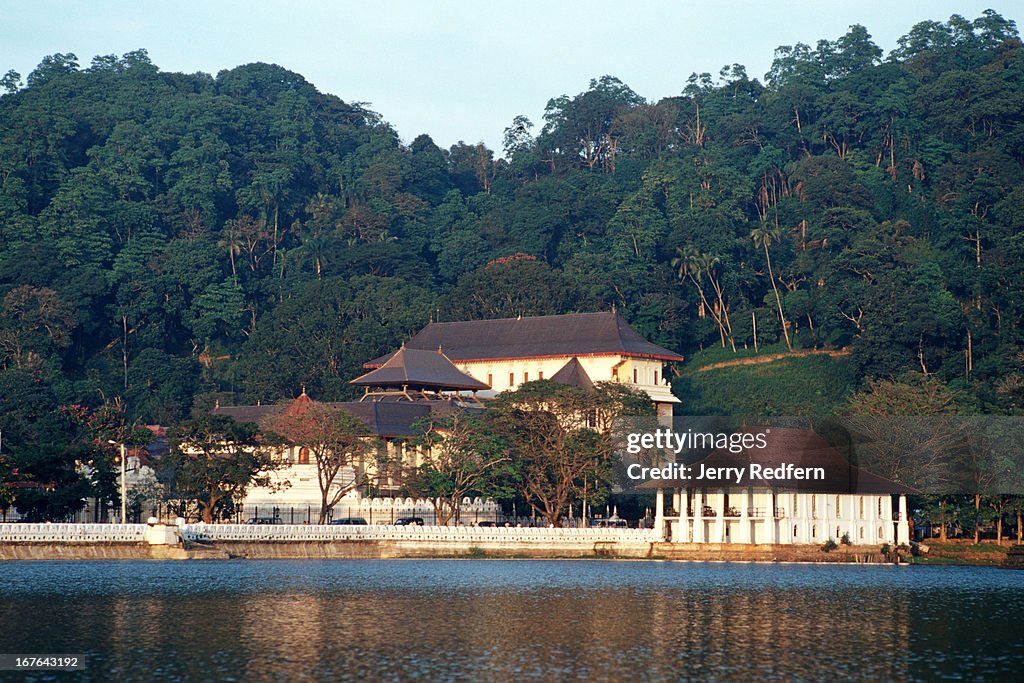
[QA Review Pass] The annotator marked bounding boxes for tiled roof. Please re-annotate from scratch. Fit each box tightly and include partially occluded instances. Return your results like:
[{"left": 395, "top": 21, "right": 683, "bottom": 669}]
[
  {"left": 213, "top": 395, "right": 478, "bottom": 438},
  {"left": 350, "top": 346, "right": 489, "bottom": 391},
  {"left": 365, "top": 312, "right": 683, "bottom": 367},
  {"left": 549, "top": 357, "right": 595, "bottom": 391},
  {"left": 638, "top": 428, "right": 917, "bottom": 494}
]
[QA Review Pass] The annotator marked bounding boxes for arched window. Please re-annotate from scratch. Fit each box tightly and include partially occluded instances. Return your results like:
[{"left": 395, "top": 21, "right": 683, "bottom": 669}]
[
  {"left": 298, "top": 447, "right": 310, "bottom": 465},
  {"left": 878, "top": 526, "right": 884, "bottom": 538},
  {"left": 859, "top": 527, "right": 864, "bottom": 539},
  {"left": 836, "top": 526, "right": 841, "bottom": 538},
  {"left": 793, "top": 524, "right": 798, "bottom": 537},
  {"left": 812, "top": 525, "right": 817, "bottom": 539}
]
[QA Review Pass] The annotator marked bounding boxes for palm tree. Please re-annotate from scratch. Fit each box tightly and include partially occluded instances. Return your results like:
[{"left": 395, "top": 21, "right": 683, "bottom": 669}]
[
  {"left": 672, "top": 245, "right": 734, "bottom": 350},
  {"left": 295, "top": 230, "right": 327, "bottom": 280},
  {"left": 750, "top": 223, "right": 793, "bottom": 352},
  {"left": 217, "top": 224, "right": 243, "bottom": 281}
]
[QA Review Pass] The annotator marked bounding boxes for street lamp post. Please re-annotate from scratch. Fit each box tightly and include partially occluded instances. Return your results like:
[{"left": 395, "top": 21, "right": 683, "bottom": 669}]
[{"left": 108, "top": 441, "right": 127, "bottom": 524}]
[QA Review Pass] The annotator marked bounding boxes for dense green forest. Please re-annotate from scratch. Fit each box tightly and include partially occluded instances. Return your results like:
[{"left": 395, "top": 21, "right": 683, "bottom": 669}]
[{"left": 1, "top": 10, "right": 1023, "bottom": 437}]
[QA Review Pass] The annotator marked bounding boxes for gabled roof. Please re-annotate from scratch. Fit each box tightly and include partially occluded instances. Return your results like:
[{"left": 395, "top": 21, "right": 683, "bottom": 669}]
[
  {"left": 213, "top": 394, "right": 480, "bottom": 439},
  {"left": 350, "top": 346, "right": 489, "bottom": 391},
  {"left": 638, "top": 428, "right": 917, "bottom": 494},
  {"left": 365, "top": 311, "right": 683, "bottom": 367},
  {"left": 549, "top": 357, "right": 595, "bottom": 391}
]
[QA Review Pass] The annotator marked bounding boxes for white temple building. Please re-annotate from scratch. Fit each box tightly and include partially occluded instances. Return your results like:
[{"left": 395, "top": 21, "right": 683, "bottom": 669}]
[{"left": 645, "top": 428, "right": 913, "bottom": 545}]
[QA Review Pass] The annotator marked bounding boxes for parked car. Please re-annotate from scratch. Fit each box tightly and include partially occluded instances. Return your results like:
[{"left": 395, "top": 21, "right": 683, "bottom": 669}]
[
  {"left": 330, "top": 517, "right": 369, "bottom": 525},
  {"left": 245, "top": 517, "right": 283, "bottom": 525},
  {"left": 394, "top": 517, "right": 425, "bottom": 526}
]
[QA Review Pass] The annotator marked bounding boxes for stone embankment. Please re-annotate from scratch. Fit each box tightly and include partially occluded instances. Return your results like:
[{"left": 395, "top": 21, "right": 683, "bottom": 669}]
[{"left": 0, "top": 522, "right": 906, "bottom": 562}]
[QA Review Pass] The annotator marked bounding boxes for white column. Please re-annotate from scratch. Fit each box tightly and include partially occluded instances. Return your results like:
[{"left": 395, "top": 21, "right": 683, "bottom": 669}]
[
  {"left": 798, "top": 494, "right": 810, "bottom": 544},
  {"left": 739, "top": 488, "right": 750, "bottom": 544},
  {"left": 898, "top": 495, "right": 910, "bottom": 545},
  {"left": 655, "top": 488, "right": 666, "bottom": 541},
  {"left": 677, "top": 490, "right": 687, "bottom": 543},
  {"left": 715, "top": 489, "right": 726, "bottom": 543},
  {"left": 869, "top": 495, "right": 880, "bottom": 544},
  {"left": 768, "top": 492, "right": 778, "bottom": 545},
  {"left": 693, "top": 490, "right": 705, "bottom": 543},
  {"left": 783, "top": 494, "right": 794, "bottom": 545}
]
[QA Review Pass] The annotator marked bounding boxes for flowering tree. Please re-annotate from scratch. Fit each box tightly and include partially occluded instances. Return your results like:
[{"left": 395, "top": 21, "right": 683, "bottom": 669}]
[{"left": 268, "top": 402, "right": 371, "bottom": 524}]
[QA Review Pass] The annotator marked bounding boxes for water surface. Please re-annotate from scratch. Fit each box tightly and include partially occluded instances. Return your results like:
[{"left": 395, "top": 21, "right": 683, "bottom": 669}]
[{"left": 0, "top": 560, "right": 1021, "bottom": 681}]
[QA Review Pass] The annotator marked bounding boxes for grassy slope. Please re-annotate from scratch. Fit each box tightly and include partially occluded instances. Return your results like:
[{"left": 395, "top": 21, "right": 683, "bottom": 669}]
[{"left": 673, "top": 343, "right": 855, "bottom": 416}]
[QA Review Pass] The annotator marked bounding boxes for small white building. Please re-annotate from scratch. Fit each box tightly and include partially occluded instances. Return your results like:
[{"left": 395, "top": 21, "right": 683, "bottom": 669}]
[{"left": 645, "top": 428, "right": 912, "bottom": 546}]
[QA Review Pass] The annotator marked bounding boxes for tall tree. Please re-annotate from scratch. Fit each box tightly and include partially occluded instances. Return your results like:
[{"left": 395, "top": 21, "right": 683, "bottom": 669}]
[{"left": 268, "top": 399, "right": 371, "bottom": 524}]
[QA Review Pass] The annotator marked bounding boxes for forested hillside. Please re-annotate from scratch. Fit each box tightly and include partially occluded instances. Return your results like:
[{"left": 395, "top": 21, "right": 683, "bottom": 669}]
[{"left": 1, "top": 10, "right": 1023, "bottom": 429}]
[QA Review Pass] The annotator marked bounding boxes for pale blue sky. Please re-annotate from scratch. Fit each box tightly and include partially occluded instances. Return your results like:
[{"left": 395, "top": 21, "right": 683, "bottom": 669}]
[{"left": 2, "top": 1, "right": 1019, "bottom": 152}]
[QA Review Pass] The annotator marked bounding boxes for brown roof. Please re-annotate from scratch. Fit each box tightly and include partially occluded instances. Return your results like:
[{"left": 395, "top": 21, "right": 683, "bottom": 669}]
[
  {"left": 549, "top": 357, "right": 595, "bottom": 391},
  {"left": 365, "top": 312, "right": 683, "bottom": 367},
  {"left": 213, "top": 395, "right": 479, "bottom": 439},
  {"left": 350, "top": 346, "right": 489, "bottom": 391},
  {"left": 638, "top": 428, "right": 917, "bottom": 495}
]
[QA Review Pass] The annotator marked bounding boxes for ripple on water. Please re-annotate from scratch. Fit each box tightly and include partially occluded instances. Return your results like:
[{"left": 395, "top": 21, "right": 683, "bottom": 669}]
[{"left": 1, "top": 560, "right": 1022, "bottom": 681}]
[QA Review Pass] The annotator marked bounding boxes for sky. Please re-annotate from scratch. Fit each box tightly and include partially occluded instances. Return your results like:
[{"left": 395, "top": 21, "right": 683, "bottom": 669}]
[{"left": 2, "top": 1, "right": 1021, "bottom": 153}]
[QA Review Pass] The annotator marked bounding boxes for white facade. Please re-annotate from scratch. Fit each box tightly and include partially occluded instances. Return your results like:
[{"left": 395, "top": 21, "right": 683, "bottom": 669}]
[
  {"left": 654, "top": 487, "right": 911, "bottom": 546},
  {"left": 454, "top": 354, "right": 679, "bottom": 416}
]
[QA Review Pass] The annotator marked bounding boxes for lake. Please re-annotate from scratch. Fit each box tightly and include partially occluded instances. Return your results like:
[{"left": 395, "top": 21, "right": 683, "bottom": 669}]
[{"left": 0, "top": 560, "right": 1022, "bottom": 681}]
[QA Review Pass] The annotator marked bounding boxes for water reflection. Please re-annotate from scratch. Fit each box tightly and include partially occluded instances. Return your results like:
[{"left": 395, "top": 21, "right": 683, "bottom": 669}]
[{"left": 0, "top": 561, "right": 1021, "bottom": 681}]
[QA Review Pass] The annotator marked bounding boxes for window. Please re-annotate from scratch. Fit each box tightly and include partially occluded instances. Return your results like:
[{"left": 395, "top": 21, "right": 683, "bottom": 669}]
[
  {"left": 860, "top": 527, "right": 864, "bottom": 539},
  {"left": 836, "top": 526, "right": 841, "bottom": 538},
  {"left": 612, "top": 367, "right": 619, "bottom": 380},
  {"left": 538, "top": 370, "right": 543, "bottom": 380},
  {"left": 633, "top": 368, "right": 638, "bottom": 383},
  {"left": 524, "top": 371, "right": 529, "bottom": 382},
  {"left": 487, "top": 373, "right": 492, "bottom": 388},
  {"left": 298, "top": 447, "right": 310, "bottom": 465},
  {"left": 793, "top": 525, "right": 798, "bottom": 537},
  {"left": 654, "top": 370, "right": 659, "bottom": 385},
  {"left": 509, "top": 372, "right": 515, "bottom": 387}
]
